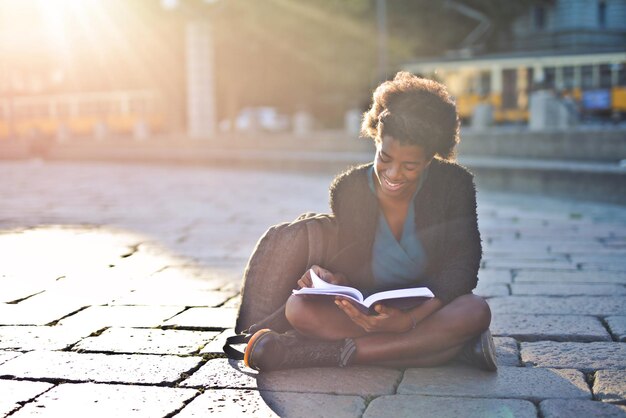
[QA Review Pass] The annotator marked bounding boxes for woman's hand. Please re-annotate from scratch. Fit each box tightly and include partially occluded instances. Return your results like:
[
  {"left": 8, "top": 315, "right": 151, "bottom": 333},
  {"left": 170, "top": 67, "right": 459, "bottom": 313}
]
[
  {"left": 297, "top": 265, "right": 349, "bottom": 289},
  {"left": 334, "top": 299, "right": 414, "bottom": 333}
]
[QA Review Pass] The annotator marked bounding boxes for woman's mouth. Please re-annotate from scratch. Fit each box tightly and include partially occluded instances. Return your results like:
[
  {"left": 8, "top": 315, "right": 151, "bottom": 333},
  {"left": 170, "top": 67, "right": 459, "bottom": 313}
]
[{"left": 382, "top": 176, "right": 404, "bottom": 191}]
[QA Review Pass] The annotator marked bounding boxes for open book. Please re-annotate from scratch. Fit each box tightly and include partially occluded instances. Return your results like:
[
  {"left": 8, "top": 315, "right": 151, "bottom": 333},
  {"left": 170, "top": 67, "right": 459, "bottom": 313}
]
[{"left": 292, "top": 269, "right": 434, "bottom": 314}]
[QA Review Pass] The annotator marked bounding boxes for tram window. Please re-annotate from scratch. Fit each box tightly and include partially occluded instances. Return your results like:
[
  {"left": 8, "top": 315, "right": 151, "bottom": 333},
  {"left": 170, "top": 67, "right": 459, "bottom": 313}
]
[
  {"left": 599, "top": 64, "right": 612, "bottom": 88},
  {"left": 617, "top": 63, "right": 626, "bottom": 86},
  {"left": 478, "top": 71, "right": 491, "bottom": 96},
  {"left": 581, "top": 65, "right": 594, "bottom": 89},
  {"left": 544, "top": 67, "right": 556, "bottom": 89},
  {"left": 563, "top": 66, "right": 575, "bottom": 89}
]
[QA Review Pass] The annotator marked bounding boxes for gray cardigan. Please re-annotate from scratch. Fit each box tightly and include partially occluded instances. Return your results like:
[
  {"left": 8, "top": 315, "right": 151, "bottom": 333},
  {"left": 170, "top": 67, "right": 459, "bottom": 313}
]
[{"left": 327, "top": 159, "right": 482, "bottom": 304}]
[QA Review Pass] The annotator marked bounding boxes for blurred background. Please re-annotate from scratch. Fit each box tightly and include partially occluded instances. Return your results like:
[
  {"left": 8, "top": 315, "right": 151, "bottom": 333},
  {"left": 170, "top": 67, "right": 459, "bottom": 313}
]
[{"left": 0, "top": 0, "right": 625, "bottom": 202}]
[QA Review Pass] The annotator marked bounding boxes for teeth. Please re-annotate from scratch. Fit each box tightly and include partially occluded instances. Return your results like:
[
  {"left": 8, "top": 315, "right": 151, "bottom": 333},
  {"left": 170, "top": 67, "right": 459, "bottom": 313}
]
[{"left": 384, "top": 177, "right": 402, "bottom": 189}]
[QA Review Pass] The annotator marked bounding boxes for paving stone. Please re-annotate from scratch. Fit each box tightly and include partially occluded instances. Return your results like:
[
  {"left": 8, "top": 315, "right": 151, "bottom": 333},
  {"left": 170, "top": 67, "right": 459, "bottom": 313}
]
[
  {"left": 363, "top": 395, "right": 537, "bottom": 418},
  {"left": 521, "top": 342, "right": 626, "bottom": 372},
  {"left": 11, "top": 383, "right": 198, "bottom": 417},
  {"left": 539, "top": 399, "right": 626, "bottom": 418},
  {"left": 0, "top": 351, "right": 203, "bottom": 384},
  {"left": 0, "top": 380, "right": 53, "bottom": 416},
  {"left": 593, "top": 370, "right": 626, "bottom": 403},
  {"left": 487, "top": 296, "right": 626, "bottom": 316},
  {"left": 181, "top": 359, "right": 402, "bottom": 396},
  {"left": 180, "top": 359, "right": 259, "bottom": 389},
  {"left": 177, "top": 389, "right": 366, "bottom": 418},
  {"left": 0, "top": 350, "right": 22, "bottom": 365},
  {"left": 511, "top": 283, "right": 626, "bottom": 296},
  {"left": 491, "top": 314, "right": 611, "bottom": 342},
  {"left": 72, "top": 327, "right": 219, "bottom": 355},
  {"left": 200, "top": 328, "right": 236, "bottom": 355},
  {"left": 483, "top": 259, "right": 576, "bottom": 270},
  {"left": 0, "top": 326, "right": 88, "bottom": 351},
  {"left": 257, "top": 366, "right": 402, "bottom": 396},
  {"left": 494, "top": 337, "right": 521, "bottom": 367},
  {"left": 477, "top": 270, "right": 512, "bottom": 285},
  {"left": 606, "top": 316, "right": 626, "bottom": 341},
  {"left": 56, "top": 305, "right": 186, "bottom": 333},
  {"left": 111, "top": 288, "right": 236, "bottom": 307},
  {"left": 0, "top": 302, "right": 85, "bottom": 326},
  {"left": 397, "top": 366, "right": 590, "bottom": 402},
  {"left": 164, "top": 307, "right": 237, "bottom": 329},
  {"left": 475, "top": 283, "right": 509, "bottom": 298},
  {"left": 514, "top": 271, "right": 626, "bottom": 284}
]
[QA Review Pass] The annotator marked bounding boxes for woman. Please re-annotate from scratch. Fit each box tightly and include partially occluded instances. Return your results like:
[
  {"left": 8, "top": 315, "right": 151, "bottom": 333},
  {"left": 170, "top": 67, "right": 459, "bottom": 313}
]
[{"left": 243, "top": 72, "right": 495, "bottom": 372}]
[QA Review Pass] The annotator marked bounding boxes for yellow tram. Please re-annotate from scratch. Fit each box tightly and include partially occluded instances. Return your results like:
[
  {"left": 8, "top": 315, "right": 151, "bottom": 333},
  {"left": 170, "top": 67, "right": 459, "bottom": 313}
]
[
  {"left": 0, "top": 90, "right": 165, "bottom": 139},
  {"left": 404, "top": 51, "right": 626, "bottom": 123}
]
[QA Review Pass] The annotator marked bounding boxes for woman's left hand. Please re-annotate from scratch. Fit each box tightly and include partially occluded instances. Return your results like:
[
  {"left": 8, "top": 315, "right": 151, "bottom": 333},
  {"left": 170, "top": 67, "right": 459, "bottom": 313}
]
[{"left": 334, "top": 298, "right": 413, "bottom": 333}]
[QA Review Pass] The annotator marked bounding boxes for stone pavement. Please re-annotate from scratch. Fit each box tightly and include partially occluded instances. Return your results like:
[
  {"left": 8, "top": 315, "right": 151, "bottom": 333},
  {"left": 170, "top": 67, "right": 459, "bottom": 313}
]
[{"left": 0, "top": 160, "right": 625, "bottom": 417}]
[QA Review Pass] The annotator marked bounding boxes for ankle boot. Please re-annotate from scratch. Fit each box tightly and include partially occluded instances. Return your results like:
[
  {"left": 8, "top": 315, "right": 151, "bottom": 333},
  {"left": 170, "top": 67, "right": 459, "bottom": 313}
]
[
  {"left": 244, "top": 329, "right": 356, "bottom": 372},
  {"left": 459, "top": 329, "right": 498, "bottom": 372}
]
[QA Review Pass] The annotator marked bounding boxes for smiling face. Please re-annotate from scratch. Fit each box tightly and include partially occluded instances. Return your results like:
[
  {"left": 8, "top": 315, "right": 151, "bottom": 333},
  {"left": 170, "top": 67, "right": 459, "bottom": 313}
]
[{"left": 373, "top": 135, "right": 432, "bottom": 202}]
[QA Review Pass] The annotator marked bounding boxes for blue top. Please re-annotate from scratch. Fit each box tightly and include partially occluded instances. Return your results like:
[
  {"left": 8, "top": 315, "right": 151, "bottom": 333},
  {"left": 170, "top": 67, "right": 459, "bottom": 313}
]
[{"left": 367, "top": 166, "right": 428, "bottom": 292}]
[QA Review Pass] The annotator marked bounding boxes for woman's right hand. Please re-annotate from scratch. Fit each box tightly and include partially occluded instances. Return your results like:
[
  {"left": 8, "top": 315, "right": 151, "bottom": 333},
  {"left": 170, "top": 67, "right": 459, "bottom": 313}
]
[{"left": 297, "top": 265, "right": 349, "bottom": 288}]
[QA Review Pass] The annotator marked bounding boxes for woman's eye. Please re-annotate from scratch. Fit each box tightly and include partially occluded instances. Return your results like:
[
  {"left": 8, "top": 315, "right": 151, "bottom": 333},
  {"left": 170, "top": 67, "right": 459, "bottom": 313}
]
[{"left": 378, "top": 153, "right": 390, "bottom": 163}]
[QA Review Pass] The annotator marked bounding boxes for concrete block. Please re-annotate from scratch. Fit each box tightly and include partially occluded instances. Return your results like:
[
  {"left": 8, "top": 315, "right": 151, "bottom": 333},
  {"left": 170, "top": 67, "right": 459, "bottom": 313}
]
[
  {"left": 181, "top": 359, "right": 259, "bottom": 389},
  {"left": 494, "top": 337, "right": 521, "bottom": 367},
  {"left": 606, "top": 316, "right": 626, "bottom": 341},
  {"left": 0, "top": 380, "right": 53, "bottom": 416},
  {"left": 521, "top": 342, "right": 626, "bottom": 372},
  {"left": 487, "top": 296, "right": 626, "bottom": 316},
  {"left": 72, "top": 327, "right": 219, "bottom": 355},
  {"left": 0, "top": 302, "right": 84, "bottom": 326},
  {"left": 514, "top": 271, "right": 626, "bottom": 284},
  {"left": 0, "top": 351, "right": 203, "bottom": 384},
  {"left": 164, "top": 307, "right": 237, "bottom": 329},
  {"left": 11, "top": 383, "right": 198, "bottom": 417},
  {"left": 539, "top": 399, "right": 626, "bottom": 418},
  {"left": 178, "top": 389, "right": 366, "bottom": 418},
  {"left": 511, "top": 283, "right": 626, "bottom": 296},
  {"left": 56, "top": 305, "right": 186, "bottom": 332},
  {"left": 0, "top": 350, "right": 21, "bottom": 365},
  {"left": 491, "top": 314, "right": 611, "bottom": 342},
  {"left": 0, "top": 326, "right": 87, "bottom": 351},
  {"left": 364, "top": 395, "right": 537, "bottom": 418},
  {"left": 477, "top": 270, "right": 512, "bottom": 284},
  {"left": 256, "top": 365, "right": 402, "bottom": 396},
  {"left": 398, "top": 366, "right": 590, "bottom": 402},
  {"left": 200, "top": 328, "right": 236, "bottom": 354},
  {"left": 475, "top": 283, "right": 509, "bottom": 298},
  {"left": 593, "top": 370, "right": 626, "bottom": 403},
  {"left": 111, "top": 288, "right": 235, "bottom": 307},
  {"left": 483, "top": 259, "right": 576, "bottom": 270}
]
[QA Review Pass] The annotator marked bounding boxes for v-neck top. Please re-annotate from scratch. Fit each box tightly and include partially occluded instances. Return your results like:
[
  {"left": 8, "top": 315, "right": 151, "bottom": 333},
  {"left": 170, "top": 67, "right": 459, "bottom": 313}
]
[{"left": 367, "top": 166, "right": 428, "bottom": 292}]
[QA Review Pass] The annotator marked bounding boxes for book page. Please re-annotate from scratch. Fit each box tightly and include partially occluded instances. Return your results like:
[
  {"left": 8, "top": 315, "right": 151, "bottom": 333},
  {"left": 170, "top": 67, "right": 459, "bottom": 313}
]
[
  {"left": 292, "top": 269, "right": 364, "bottom": 301},
  {"left": 362, "top": 287, "right": 434, "bottom": 308}
]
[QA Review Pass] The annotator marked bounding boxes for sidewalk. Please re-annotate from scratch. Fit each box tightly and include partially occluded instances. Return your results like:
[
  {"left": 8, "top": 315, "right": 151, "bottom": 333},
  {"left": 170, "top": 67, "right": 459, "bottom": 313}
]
[{"left": 1, "top": 161, "right": 625, "bottom": 417}]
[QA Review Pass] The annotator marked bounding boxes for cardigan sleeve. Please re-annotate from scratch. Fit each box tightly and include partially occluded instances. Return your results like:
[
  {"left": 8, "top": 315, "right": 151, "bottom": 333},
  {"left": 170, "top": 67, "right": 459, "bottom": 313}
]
[{"left": 424, "top": 169, "right": 482, "bottom": 304}]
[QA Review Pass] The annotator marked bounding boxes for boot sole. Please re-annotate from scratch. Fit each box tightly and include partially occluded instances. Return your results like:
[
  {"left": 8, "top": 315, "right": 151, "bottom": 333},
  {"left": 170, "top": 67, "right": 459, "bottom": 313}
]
[
  {"left": 244, "top": 328, "right": 273, "bottom": 370},
  {"left": 479, "top": 329, "right": 498, "bottom": 372}
]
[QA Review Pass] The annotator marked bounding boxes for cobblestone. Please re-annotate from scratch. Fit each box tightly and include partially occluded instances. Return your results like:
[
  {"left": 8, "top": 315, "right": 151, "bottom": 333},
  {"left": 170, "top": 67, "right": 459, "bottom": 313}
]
[
  {"left": 605, "top": 316, "right": 626, "bottom": 341},
  {"left": 398, "top": 366, "right": 590, "bottom": 401},
  {"left": 0, "top": 380, "right": 53, "bottom": 416},
  {"left": 521, "top": 342, "right": 626, "bottom": 372},
  {"left": 177, "top": 389, "right": 366, "bottom": 418},
  {"left": 72, "top": 327, "right": 219, "bottom": 355},
  {"left": 539, "top": 399, "right": 626, "bottom": 418},
  {"left": 0, "top": 351, "right": 203, "bottom": 384},
  {"left": 10, "top": 383, "right": 198, "bottom": 417},
  {"left": 363, "top": 395, "right": 537, "bottom": 418},
  {"left": 1, "top": 161, "right": 625, "bottom": 417},
  {"left": 593, "top": 370, "right": 626, "bottom": 403},
  {"left": 491, "top": 314, "right": 611, "bottom": 341}
]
